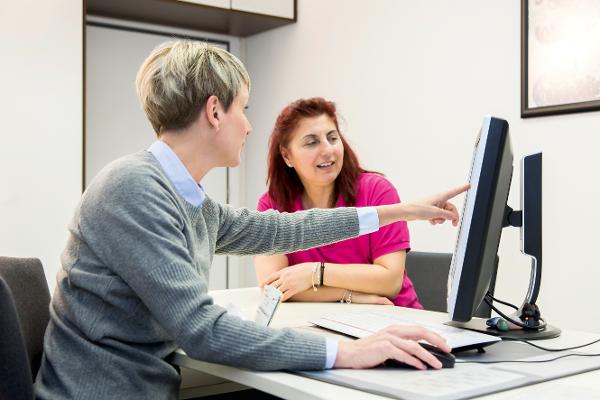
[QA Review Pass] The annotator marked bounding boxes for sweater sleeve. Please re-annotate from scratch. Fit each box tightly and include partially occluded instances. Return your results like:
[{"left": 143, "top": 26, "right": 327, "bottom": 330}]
[
  {"left": 215, "top": 204, "right": 361, "bottom": 256},
  {"left": 78, "top": 168, "right": 327, "bottom": 371}
]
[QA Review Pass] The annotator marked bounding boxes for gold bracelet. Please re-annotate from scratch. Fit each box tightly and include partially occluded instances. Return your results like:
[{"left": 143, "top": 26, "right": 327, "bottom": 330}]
[
  {"left": 340, "top": 290, "right": 348, "bottom": 303},
  {"left": 340, "top": 289, "right": 353, "bottom": 304}
]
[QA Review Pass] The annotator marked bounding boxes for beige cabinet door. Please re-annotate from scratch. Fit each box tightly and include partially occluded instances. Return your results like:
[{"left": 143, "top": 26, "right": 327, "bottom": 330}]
[
  {"left": 175, "top": 0, "right": 230, "bottom": 8},
  {"left": 231, "top": 0, "right": 294, "bottom": 19}
]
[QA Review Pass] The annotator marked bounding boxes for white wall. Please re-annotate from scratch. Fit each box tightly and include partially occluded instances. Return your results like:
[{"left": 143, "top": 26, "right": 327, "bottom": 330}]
[
  {"left": 242, "top": 0, "right": 600, "bottom": 333},
  {"left": 0, "top": 0, "right": 83, "bottom": 292}
]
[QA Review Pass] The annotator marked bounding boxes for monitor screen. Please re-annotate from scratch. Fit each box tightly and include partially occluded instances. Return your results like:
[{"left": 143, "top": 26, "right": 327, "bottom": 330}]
[{"left": 447, "top": 116, "right": 513, "bottom": 323}]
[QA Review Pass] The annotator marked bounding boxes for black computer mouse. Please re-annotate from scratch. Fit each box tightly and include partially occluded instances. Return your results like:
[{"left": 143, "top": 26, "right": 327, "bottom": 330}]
[{"left": 384, "top": 342, "right": 455, "bottom": 369}]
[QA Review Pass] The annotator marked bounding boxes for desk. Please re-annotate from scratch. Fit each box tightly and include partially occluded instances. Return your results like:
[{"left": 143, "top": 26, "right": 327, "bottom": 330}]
[{"left": 172, "top": 288, "right": 600, "bottom": 399}]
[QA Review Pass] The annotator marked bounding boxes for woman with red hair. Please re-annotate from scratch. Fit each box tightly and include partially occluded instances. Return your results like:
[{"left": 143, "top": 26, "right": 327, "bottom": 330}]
[{"left": 256, "top": 97, "right": 423, "bottom": 307}]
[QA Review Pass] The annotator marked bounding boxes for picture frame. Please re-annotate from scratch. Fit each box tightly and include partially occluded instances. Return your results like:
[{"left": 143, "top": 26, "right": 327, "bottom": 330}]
[{"left": 521, "top": 0, "right": 600, "bottom": 118}]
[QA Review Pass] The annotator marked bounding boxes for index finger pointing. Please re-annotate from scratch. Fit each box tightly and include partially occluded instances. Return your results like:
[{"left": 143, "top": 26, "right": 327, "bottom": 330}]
[{"left": 441, "top": 184, "right": 470, "bottom": 201}]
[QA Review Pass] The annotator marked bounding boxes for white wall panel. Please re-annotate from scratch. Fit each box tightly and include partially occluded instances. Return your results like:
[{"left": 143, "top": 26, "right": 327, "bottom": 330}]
[
  {"left": 0, "top": 0, "right": 83, "bottom": 292},
  {"left": 86, "top": 20, "right": 242, "bottom": 289}
]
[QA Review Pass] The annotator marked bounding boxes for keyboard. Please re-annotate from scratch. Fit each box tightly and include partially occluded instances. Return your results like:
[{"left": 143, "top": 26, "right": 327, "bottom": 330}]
[{"left": 310, "top": 310, "right": 501, "bottom": 351}]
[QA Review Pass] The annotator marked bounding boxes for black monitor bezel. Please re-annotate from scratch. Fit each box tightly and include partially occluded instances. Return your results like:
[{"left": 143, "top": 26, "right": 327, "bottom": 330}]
[{"left": 448, "top": 117, "right": 512, "bottom": 323}]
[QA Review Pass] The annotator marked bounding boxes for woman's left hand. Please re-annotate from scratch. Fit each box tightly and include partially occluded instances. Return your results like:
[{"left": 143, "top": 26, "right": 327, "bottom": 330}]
[{"left": 261, "top": 262, "right": 315, "bottom": 301}]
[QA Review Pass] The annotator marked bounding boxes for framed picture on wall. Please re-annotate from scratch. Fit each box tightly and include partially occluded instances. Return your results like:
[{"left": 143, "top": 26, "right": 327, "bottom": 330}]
[{"left": 521, "top": 0, "right": 600, "bottom": 118}]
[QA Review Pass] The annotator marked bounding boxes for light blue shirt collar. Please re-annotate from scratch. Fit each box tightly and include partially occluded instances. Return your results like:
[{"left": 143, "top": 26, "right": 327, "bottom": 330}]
[{"left": 148, "top": 140, "right": 206, "bottom": 207}]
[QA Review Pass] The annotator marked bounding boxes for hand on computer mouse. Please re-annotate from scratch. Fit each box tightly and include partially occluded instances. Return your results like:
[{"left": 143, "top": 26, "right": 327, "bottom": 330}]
[
  {"left": 384, "top": 342, "right": 455, "bottom": 369},
  {"left": 334, "top": 325, "right": 451, "bottom": 370}
]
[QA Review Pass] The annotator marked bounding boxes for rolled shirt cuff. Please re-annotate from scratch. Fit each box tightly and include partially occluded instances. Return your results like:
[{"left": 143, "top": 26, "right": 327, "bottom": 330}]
[
  {"left": 324, "top": 338, "right": 338, "bottom": 369},
  {"left": 357, "top": 206, "right": 379, "bottom": 235}
]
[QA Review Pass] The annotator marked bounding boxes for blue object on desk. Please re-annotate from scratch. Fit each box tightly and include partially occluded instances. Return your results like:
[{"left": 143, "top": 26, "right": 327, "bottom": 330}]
[{"left": 487, "top": 317, "right": 510, "bottom": 332}]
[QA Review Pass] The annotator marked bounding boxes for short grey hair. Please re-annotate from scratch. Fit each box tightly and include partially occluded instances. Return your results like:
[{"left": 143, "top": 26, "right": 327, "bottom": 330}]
[{"left": 136, "top": 40, "right": 251, "bottom": 135}]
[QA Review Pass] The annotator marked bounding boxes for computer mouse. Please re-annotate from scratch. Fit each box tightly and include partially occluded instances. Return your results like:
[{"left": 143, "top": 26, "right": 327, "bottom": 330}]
[{"left": 384, "top": 342, "right": 455, "bottom": 369}]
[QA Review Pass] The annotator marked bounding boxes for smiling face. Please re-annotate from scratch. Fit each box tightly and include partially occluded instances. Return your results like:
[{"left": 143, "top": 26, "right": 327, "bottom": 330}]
[
  {"left": 281, "top": 114, "right": 344, "bottom": 191},
  {"left": 217, "top": 84, "right": 252, "bottom": 167}
]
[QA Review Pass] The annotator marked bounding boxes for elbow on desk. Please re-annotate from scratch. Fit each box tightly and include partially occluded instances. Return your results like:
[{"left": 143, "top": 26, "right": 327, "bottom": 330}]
[
  {"left": 359, "top": 275, "right": 402, "bottom": 299},
  {"left": 369, "top": 263, "right": 405, "bottom": 299},
  {"left": 382, "top": 276, "right": 404, "bottom": 299}
]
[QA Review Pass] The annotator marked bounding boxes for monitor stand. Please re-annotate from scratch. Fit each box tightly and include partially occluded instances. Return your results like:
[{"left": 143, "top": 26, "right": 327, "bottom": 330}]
[{"left": 446, "top": 318, "right": 561, "bottom": 340}]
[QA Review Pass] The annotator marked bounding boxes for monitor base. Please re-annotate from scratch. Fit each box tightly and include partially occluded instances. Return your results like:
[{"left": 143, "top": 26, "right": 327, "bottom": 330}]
[{"left": 446, "top": 318, "right": 561, "bottom": 340}]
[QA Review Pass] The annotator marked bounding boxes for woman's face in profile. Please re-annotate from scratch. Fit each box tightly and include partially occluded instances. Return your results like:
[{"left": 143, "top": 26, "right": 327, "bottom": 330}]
[{"left": 282, "top": 114, "right": 344, "bottom": 189}]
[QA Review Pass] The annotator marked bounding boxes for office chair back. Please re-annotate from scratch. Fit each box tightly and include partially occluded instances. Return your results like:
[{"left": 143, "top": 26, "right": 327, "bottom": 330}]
[
  {"left": 0, "top": 276, "right": 35, "bottom": 400},
  {"left": 405, "top": 251, "right": 497, "bottom": 318},
  {"left": 0, "top": 256, "right": 51, "bottom": 379}
]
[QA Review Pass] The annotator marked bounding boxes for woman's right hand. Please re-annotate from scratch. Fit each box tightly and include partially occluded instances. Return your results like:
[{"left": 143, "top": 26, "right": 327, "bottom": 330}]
[
  {"left": 376, "top": 184, "right": 469, "bottom": 227},
  {"left": 334, "top": 325, "right": 451, "bottom": 370},
  {"left": 351, "top": 291, "right": 394, "bottom": 305}
]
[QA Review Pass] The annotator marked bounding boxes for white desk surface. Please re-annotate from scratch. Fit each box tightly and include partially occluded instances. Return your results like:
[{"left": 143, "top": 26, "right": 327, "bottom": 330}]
[{"left": 171, "top": 287, "right": 600, "bottom": 400}]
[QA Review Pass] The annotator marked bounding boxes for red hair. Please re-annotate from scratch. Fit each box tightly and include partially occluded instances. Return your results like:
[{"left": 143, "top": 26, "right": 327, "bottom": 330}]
[{"left": 266, "top": 97, "right": 371, "bottom": 212}]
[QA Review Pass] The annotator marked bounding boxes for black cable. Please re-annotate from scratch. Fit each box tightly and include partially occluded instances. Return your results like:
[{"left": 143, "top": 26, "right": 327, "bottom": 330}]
[
  {"left": 486, "top": 292, "right": 518, "bottom": 310},
  {"left": 503, "top": 337, "right": 600, "bottom": 352},
  {"left": 484, "top": 298, "right": 547, "bottom": 330},
  {"left": 456, "top": 352, "right": 600, "bottom": 365},
  {"left": 483, "top": 293, "right": 600, "bottom": 351}
]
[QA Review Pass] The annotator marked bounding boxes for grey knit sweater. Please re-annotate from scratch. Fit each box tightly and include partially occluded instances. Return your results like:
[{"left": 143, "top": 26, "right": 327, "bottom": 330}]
[{"left": 34, "top": 151, "right": 360, "bottom": 400}]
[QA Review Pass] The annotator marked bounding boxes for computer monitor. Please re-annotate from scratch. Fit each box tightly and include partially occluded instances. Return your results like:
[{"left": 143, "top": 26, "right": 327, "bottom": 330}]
[{"left": 446, "top": 116, "right": 560, "bottom": 340}]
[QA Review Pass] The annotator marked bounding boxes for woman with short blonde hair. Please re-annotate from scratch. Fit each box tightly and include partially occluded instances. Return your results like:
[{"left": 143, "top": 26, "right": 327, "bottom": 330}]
[{"left": 136, "top": 41, "right": 250, "bottom": 134}]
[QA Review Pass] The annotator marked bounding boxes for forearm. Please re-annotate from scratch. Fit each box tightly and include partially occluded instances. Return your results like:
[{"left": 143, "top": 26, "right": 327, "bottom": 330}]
[
  {"left": 188, "top": 310, "right": 328, "bottom": 370},
  {"left": 255, "top": 255, "right": 287, "bottom": 284},
  {"left": 216, "top": 206, "right": 360, "bottom": 256},
  {"left": 376, "top": 203, "right": 413, "bottom": 227},
  {"left": 139, "top": 264, "right": 327, "bottom": 371},
  {"left": 323, "top": 263, "right": 403, "bottom": 298},
  {"left": 289, "top": 286, "right": 347, "bottom": 302}
]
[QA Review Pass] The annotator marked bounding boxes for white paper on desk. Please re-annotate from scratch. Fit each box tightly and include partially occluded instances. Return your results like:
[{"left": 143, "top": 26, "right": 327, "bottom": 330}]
[
  {"left": 490, "top": 383, "right": 600, "bottom": 400},
  {"left": 310, "top": 310, "right": 501, "bottom": 350},
  {"left": 297, "top": 365, "right": 531, "bottom": 400}
]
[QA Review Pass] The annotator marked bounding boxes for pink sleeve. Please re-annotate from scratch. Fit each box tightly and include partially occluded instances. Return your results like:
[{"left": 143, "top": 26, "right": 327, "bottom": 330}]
[
  {"left": 366, "top": 177, "right": 411, "bottom": 260},
  {"left": 257, "top": 193, "right": 275, "bottom": 211}
]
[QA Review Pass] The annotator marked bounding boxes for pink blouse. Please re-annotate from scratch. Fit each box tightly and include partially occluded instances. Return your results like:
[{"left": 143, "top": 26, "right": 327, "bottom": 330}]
[{"left": 257, "top": 173, "right": 422, "bottom": 309}]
